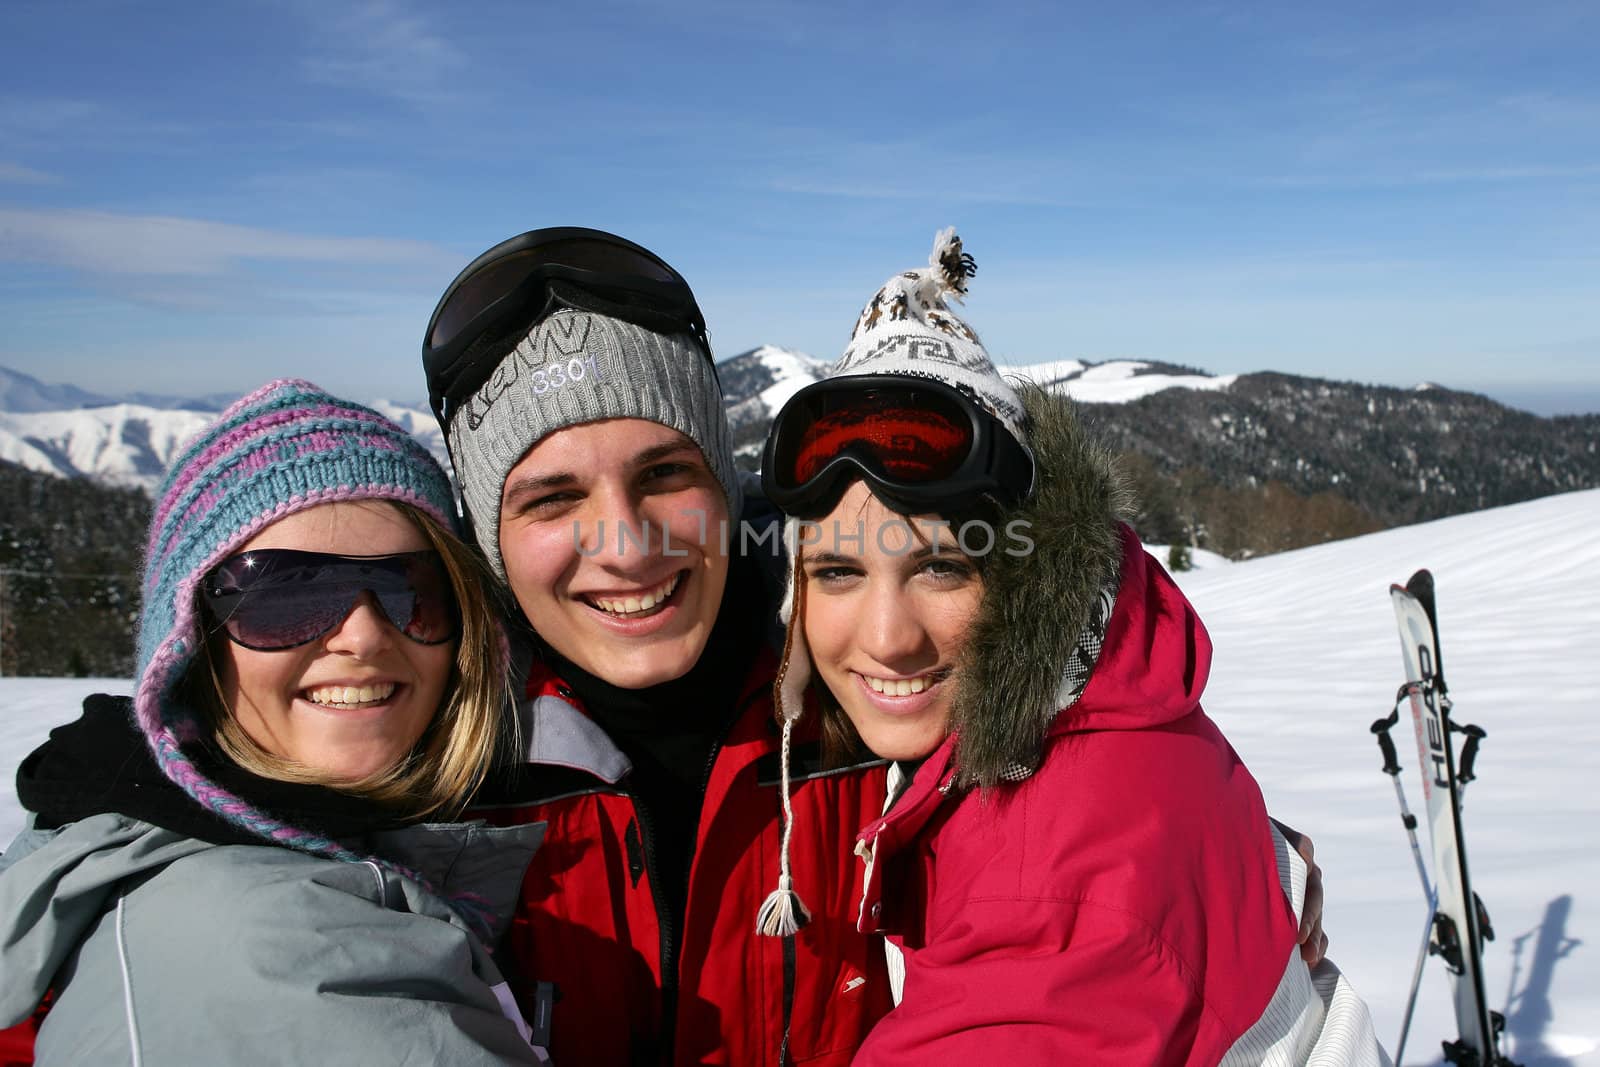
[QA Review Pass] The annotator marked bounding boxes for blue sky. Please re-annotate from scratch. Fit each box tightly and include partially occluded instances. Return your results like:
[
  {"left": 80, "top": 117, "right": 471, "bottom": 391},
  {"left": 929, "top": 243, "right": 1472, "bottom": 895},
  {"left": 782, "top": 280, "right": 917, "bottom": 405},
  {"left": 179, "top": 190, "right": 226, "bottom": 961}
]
[{"left": 2, "top": 1, "right": 1597, "bottom": 414}]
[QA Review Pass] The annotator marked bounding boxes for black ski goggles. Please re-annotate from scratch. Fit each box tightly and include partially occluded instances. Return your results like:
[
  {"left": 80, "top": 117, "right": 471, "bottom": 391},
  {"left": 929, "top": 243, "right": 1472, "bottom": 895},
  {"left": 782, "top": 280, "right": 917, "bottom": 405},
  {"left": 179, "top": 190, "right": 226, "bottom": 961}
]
[
  {"left": 761, "top": 375, "right": 1035, "bottom": 519},
  {"left": 201, "top": 549, "right": 460, "bottom": 652},
  {"left": 422, "top": 226, "right": 714, "bottom": 436}
]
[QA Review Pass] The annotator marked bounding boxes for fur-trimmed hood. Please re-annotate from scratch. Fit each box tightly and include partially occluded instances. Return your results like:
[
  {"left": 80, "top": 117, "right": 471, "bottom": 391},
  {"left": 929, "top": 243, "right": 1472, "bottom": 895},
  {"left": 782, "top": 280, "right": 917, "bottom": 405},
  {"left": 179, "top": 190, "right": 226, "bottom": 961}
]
[
  {"left": 948, "top": 384, "right": 1207, "bottom": 787},
  {"left": 772, "top": 384, "right": 1211, "bottom": 791}
]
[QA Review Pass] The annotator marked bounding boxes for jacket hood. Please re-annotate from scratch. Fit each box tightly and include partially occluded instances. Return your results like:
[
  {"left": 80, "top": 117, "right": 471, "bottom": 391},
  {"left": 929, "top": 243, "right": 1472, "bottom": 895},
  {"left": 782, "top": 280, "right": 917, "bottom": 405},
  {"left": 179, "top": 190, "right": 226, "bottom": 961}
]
[
  {"left": 949, "top": 384, "right": 1207, "bottom": 787},
  {"left": 16, "top": 695, "right": 418, "bottom": 845}
]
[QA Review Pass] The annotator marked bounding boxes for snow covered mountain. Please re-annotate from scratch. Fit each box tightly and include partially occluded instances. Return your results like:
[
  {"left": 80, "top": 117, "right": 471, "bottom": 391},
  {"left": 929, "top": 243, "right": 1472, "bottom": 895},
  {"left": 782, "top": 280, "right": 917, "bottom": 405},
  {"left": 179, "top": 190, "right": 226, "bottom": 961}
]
[
  {"left": 0, "top": 404, "right": 216, "bottom": 491},
  {"left": 3, "top": 355, "right": 1596, "bottom": 538},
  {"left": 0, "top": 366, "right": 446, "bottom": 493}
]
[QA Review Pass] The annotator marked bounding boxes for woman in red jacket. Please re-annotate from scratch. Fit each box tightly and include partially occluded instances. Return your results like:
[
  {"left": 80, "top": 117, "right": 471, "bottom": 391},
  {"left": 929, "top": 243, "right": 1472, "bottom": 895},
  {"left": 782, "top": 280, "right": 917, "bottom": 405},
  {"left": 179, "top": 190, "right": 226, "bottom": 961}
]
[{"left": 757, "top": 231, "right": 1388, "bottom": 1064}]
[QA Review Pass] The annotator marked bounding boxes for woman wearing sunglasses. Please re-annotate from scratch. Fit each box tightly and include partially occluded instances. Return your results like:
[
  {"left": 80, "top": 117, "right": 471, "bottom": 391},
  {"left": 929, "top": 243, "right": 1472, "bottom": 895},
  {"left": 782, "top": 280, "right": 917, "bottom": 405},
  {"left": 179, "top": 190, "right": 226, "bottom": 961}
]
[
  {"left": 0, "top": 381, "right": 548, "bottom": 1064},
  {"left": 758, "top": 233, "right": 1388, "bottom": 1064}
]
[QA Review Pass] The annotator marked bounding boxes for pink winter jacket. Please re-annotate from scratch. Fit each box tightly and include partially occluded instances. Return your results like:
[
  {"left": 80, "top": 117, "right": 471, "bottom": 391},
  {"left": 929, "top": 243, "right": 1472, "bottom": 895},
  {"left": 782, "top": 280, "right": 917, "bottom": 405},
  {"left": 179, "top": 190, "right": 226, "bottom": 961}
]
[{"left": 851, "top": 532, "right": 1301, "bottom": 1064}]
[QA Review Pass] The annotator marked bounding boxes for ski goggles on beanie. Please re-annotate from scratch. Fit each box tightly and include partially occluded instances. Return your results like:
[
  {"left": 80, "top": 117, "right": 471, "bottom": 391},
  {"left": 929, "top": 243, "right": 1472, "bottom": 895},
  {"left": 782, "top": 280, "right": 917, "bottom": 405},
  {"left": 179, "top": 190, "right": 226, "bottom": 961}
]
[
  {"left": 762, "top": 375, "right": 1035, "bottom": 519},
  {"left": 201, "top": 549, "right": 460, "bottom": 651},
  {"left": 423, "top": 226, "right": 714, "bottom": 436}
]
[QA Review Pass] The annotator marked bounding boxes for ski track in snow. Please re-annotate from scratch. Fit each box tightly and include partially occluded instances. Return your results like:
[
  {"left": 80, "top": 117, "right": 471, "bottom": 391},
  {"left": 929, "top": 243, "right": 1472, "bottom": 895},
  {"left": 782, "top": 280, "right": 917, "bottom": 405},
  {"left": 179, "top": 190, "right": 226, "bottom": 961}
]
[{"left": 2, "top": 488, "right": 1597, "bottom": 1064}]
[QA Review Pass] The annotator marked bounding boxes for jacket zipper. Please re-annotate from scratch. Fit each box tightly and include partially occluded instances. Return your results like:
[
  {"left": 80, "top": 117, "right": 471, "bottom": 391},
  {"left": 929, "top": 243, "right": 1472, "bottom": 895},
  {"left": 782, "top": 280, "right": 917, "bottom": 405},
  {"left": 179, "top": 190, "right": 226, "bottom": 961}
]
[
  {"left": 561, "top": 684, "right": 758, "bottom": 1059},
  {"left": 629, "top": 795, "right": 676, "bottom": 989}
]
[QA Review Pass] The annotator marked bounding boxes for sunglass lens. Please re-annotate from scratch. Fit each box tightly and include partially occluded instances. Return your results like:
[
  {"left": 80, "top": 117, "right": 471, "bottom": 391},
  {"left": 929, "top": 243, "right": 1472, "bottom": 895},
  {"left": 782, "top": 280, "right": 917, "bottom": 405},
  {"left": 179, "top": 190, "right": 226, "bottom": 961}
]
[
  {"left": 384, "top": 555, "right": 457, "bottom": 644},
  {"left": 206, "top": 551, "right": 459, "bottom": 650},
  {"left": 224, "top": 584, "right": 360, "bottom": 650}
]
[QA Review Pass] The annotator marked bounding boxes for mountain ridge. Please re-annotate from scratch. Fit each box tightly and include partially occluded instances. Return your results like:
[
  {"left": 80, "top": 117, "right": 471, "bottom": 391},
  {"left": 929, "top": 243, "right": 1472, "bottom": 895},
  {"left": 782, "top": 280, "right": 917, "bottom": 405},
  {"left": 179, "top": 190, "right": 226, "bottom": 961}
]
[{"left": 2, "top": 353, "right": 1595, "bottom": 554}]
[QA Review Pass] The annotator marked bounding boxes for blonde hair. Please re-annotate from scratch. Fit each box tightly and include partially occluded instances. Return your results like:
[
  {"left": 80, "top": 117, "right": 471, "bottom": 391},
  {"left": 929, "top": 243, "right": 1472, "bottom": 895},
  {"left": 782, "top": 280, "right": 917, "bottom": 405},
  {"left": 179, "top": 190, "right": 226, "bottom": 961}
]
[{"left": 192, "top": 502, "right": 514, "bottom": 820}]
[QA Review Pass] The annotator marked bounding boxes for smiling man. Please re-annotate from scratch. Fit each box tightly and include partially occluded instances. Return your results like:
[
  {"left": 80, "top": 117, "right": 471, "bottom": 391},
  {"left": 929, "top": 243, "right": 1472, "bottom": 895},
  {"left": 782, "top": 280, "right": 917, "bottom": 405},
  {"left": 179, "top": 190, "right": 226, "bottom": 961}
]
[
  {"left": 493, "top": 418, "right": 732, "bottom": 690},
  {"left": 423, "top": 228, "right": 896, "bottom": 1066}
]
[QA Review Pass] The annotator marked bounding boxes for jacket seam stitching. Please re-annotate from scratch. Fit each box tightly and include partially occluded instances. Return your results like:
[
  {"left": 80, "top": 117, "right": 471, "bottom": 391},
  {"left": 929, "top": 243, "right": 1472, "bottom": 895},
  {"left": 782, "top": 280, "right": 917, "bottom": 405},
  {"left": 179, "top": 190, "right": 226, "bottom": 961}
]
[{"left": 115, "top": 891, "right": 145, "bottom": 1067}]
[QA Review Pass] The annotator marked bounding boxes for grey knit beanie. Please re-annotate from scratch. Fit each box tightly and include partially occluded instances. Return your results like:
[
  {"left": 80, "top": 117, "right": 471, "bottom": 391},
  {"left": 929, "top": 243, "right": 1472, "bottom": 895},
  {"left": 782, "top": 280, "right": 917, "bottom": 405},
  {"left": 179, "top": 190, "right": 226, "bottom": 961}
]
[{"left": 448, "top": 309, "right": 742, "bottom": 580}]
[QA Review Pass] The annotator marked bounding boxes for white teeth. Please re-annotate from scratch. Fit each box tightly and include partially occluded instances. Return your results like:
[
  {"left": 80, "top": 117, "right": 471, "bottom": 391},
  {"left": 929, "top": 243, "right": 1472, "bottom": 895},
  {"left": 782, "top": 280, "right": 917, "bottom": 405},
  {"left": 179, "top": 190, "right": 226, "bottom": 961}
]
[
  {"left": 306, "top": 683, "right": 396, "bottom": 707},
  {"left": 592, "top": 574, "right": 682, "bottom": 617},
  {"left": 863, "top": 675, "right": 933, "bottom": 695}
]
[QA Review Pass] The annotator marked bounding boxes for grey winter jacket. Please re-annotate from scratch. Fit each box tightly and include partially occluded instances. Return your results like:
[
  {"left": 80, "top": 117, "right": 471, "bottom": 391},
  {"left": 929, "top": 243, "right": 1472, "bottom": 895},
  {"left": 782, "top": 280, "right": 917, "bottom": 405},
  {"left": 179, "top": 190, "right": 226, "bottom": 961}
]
[{"left": 0, "top": 811, "right": 548, "bottom": 1065}]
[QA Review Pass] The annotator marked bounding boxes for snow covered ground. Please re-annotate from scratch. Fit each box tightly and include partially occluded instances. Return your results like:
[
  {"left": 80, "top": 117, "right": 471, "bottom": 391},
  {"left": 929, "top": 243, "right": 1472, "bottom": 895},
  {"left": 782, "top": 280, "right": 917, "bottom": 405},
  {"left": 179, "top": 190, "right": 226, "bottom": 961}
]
[
  {"left": 1178, "top": 488, "right": 1600, "bottom": 1066},
  {"left": 2, "top": 489, "right": 1596, "bottom": 1064}
]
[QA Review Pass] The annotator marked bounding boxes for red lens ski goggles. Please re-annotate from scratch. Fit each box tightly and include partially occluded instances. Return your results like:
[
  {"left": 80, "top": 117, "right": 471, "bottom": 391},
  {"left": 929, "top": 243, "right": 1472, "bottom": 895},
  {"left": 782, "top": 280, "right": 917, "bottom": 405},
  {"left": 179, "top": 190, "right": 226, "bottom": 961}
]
[
  {"left": 761, "top": 375, "right": 1034, "bottom": 518},
  {"left": 423, "top": 227, "right": 713, "bottom": 437},
  {"left": 201, "top": 549, "right": 459, "bottom": 651}
]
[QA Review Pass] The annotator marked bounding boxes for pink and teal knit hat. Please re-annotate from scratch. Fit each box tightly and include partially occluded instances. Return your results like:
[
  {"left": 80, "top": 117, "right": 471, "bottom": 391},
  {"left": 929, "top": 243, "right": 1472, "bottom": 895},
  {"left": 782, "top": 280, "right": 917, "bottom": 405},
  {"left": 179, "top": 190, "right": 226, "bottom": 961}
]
[{"left": 134, "top": 378, "right": 458, "bottom": 860}]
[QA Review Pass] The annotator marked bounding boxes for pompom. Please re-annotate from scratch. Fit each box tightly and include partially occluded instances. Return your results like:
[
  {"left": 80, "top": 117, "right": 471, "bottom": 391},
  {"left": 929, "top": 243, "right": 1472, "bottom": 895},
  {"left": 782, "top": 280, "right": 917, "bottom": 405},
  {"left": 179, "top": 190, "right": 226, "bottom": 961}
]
[{"left": 929, "top": 226, "right": 977, "bottom": 299}]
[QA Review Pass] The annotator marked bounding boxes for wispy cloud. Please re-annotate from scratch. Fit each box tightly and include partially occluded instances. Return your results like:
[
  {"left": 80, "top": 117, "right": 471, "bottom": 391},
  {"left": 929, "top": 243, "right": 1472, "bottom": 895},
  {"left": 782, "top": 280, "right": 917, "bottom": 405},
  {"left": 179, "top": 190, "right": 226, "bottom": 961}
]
[
  {"left": 0, "top": 162, "right": 57, "bottom": 186},
  {"left": 0, "top": 208, "right": 453, "bottom": 276},
  {"left": 0, "top": 96, "right": 102, "bottom": 137},
  {"left": 768, "top": 177, "right": 1071, "bottom": 208},
  {"left": 0, "top": 94, "right": 210, "bottom": 154},
  {"left": 1248, "top": 162, "right": 1600, "bottom": 189},
  {"left": 753, "top": 126, "right": 1091, "bottom": 208},
  {"left": 296, "top": 0, "right": 467, "bottom": 107}
]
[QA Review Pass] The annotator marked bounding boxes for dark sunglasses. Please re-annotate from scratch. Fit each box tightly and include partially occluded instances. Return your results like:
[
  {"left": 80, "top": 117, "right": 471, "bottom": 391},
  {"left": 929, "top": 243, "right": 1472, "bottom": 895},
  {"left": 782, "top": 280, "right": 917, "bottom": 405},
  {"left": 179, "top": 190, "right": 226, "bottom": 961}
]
[
  {"left": 201, "top": 549, "right": 460, "bottom": 652},
  {"left": 422, "top": 226, "right": 715, "bottom": 438},
  {"left": 761, "top": 375, "right": 1035, "bottom": 519}
]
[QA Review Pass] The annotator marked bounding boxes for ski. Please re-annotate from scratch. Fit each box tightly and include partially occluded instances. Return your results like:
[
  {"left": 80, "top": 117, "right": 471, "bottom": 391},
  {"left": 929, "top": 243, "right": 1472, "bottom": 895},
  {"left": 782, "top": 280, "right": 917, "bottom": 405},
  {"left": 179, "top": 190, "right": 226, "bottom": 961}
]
[{"left": 1387, "top": 569, "right": 1515, "bottom": 1066}]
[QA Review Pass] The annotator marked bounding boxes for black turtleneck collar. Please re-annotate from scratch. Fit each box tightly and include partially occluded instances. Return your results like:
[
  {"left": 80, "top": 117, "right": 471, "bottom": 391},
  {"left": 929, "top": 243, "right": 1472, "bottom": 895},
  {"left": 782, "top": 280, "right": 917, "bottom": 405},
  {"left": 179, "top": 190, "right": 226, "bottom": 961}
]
[{"left": 16, "top": 694, "right": 412, "bottom": 847}]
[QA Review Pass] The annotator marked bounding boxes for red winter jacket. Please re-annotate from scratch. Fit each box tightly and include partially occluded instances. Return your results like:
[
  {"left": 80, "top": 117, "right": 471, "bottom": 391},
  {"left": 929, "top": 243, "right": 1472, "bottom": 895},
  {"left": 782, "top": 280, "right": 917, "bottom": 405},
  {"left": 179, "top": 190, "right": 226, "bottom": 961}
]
[
  {"left": 850, "top": 531, "right": 1302, "bottom": 1064},
  {"left": 474, "top": 647, "right": 893, "bottom": 1066}
]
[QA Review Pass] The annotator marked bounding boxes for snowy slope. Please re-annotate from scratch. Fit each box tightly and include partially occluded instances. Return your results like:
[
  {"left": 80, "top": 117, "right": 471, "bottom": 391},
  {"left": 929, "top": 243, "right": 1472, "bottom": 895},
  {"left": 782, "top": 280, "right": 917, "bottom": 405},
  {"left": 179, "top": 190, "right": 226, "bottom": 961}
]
[
  {"left": 2, "top": 489, "right": 1595, "bottom": 1062},
  {"left": 1005, "top": 357, "right": 1239, "bottom": 402},
  {"left": 1175, "top": 488, "right": 1600, "bottom": 1066}
]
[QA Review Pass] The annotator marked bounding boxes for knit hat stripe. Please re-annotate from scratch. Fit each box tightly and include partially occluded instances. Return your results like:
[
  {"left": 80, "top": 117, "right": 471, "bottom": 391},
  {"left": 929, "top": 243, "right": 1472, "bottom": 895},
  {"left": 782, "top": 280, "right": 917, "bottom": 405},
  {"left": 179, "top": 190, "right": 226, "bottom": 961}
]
[
  {"left": 147, "top": 476, "right": 450, "bottom": 610},
  {"left": 152, "top": 383, "right": 364, "bottom": 525},
  {"left": 153, "top": 405, "right": 436, "bottom": 541},
  {"left": 155, "top": 404, "right": 411, "bottom": 520},
  {"left": 149, "top": 413, "right": 450, "bottom": 580},
  {"left": 163, "top": 429, "right": 412, "bottom": 556}
]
